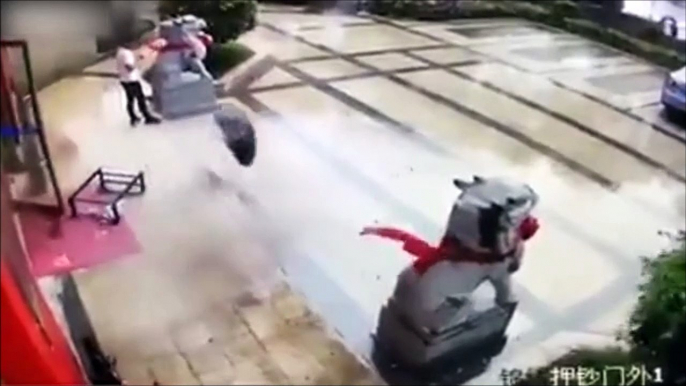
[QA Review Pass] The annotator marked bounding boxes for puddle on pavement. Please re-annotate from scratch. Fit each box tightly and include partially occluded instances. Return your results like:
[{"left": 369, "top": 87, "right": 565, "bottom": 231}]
[
  {"left": 511, "top": 43, "right": 618, "bottom": 62},
  {"left": 448, "top": 25, "right": 554, "bottom": 39},
  {"left": 586, "top": 70, "right": 666, "bottom": 94}
]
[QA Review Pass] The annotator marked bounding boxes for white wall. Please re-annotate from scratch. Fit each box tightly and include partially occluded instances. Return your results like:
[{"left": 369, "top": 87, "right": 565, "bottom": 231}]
[{"left": 1, "top": 0, "right": 159, "bottom": 89}]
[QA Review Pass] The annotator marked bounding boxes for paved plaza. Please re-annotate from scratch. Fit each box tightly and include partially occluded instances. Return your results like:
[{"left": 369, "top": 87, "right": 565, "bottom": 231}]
[{"left": 35, "top": 5, "right": 686, "bottom": 385}]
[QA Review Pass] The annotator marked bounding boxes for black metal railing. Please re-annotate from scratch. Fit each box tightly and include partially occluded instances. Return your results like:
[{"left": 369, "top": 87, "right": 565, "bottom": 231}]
[{"left": 67, "top": 168, "right": 145, "bottom": 225}]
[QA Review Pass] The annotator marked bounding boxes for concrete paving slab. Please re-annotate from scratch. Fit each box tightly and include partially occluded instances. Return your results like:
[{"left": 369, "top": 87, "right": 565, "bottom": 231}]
[
  {"left": 447, "top": 24, "right": 554, "bottom": 39},
  {"left": 631, "top": 104, "right": 686, "bottom": 141},
  {"left": 83, "top": 57, "right": 117, "bottom": 74},
  {"left": 284, "top": 322, "right": 379, "bottom": 385},
  {"left": 587, "top": 69, "right": 666, "bottom": 94},
  {"left": 507, "top": 309, "right": 535, "bottom": 340},
  {"left": 516, "top": 225, "right": 621, "bottom": 313},
  {"left": 512, "top": 42, "right": 618, "bottom": 62},
  {"left": 149, "top": 353, "right": 200, "bottom": 385},
  {"left": 394, "top": 68, "right": 671, "bottom": 184},
  {"left": 354, "top": 52, "right": 429, "bottom": 71},
  {"left": 230, "top": 357, "right": 284, "bottom": 385},
  {"left": 408, "top": 22, "right": 573, "bottom": 48},
  {"left": 538, "top": 59, "right": 657, "bottom": 77},
  {"left": 378, "top": 17, "right": 531, "bottom": 29},
  {"left": 198, "top": 368, "right": 237, "bottom": 386},
  {"left": 261, "top": 340, "right": 327, "bottom": 385},
  {"left": 549, "top": 64, "right": 668, "bottom": 110},
  {"left": 587, "top": 294, "right": 637, "bottom": 337},
  {"left": 239, "top": 26, "right": 330, "bottom": 61},
  {"left": 184, "top": 343, "right": 233, "bottom": 376},
  {"left": 115, "top": 360, "right": 155, "bottom": 385},
  {"left": 172, "top": 322, "right": 215, "bottom": 353},
  {"left": 475, "top": 40, "right": 636, "bottom": 74},
  {"left": 315, "top": 73, "right": 682, "bottom": 224},
  {"left": 249, "top": 67, "right": 302, "bottom": 89},
  {"left": 411, "top": 46, "right": 486, "bottom": 64},
  {"left": 236, "top": 296, "right": 289, "bottom": 342},
  {"left": 454, "top": 62, "right": 686, "bottom": 178},
  {"left": 238, "top": 108, "right": 408, "bottom": 333},
  {"left": 270, "top": 284, "right": 312, "bottom": 321},
  {"left": 259, "top": 9, "right": 369, "bottom": 31},
  {"left": 295, "top": 23, "right": 438, "bottom": 54},
  {"left": 292, "top": 58, "right": 369, "bottom": 80},
  {"left": 261, "top": 82, "right": 628, "bottom": 223},
  {"left": 467, "top": 34, "right": 581, "bottom": 52},
  {"left": 220, "top": 323, "right": 268, "bottom": 364}
]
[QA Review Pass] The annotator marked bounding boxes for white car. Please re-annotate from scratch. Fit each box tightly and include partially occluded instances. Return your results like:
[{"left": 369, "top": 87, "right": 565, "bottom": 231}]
[{"left": 661, "top": 66, "right": 686, "bottom": 123}]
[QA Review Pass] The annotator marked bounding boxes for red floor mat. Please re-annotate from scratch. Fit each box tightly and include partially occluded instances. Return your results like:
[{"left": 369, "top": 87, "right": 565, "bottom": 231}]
[{"left": 19, "top": 209, "right": 141, "bottom": 278}]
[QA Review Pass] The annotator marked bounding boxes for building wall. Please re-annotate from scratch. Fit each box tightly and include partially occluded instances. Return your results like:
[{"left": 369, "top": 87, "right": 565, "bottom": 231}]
[
  {"left": 1, "top": 0, "right": 159, "bottom": 90},
  {"left": 1, "top": 173, "right": 86, "bottom": 385}
]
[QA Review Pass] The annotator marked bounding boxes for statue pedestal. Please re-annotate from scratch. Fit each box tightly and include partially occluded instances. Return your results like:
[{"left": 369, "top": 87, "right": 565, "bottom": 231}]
[
  {"left": 152, "top": 71, "right": 218, "bottom": 119},
  {"left": 371, "top": 298, "right": 514, "bottom": 385},
  {"left": 375, "top": 298, "right": 514, "bottom": 367}
]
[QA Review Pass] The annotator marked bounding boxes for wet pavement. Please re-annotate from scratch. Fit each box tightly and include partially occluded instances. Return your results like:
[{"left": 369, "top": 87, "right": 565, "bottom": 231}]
[
  {"left": 587, "top": 69, "right": 668, "bottom": 94},
  {"left": 512, "top": 43, "right": 618, "bottom": 62},
  {"left": 447, "top": 25, "right": 550, "bottom": 39},
  {"left": 36, "top": 6, "right": 686, "bottom": 386}
]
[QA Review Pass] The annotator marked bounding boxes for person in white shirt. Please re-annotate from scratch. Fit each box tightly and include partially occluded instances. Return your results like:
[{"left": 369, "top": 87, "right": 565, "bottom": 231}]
[{"left": 115, "top": 43, "right": 160, "bottom": 126}]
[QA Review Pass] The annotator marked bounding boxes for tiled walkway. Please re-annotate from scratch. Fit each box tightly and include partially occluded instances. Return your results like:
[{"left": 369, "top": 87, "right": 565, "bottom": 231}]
[
  {"left": 34, "top": 5, "right": 685, "bottom": 386},
  {"left": 104, "top": 284, "right": 377, "bottom": 385}
]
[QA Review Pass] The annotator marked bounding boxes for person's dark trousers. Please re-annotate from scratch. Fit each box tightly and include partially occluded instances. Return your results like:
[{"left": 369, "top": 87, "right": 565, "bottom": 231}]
[{"left": 120, "top": 81, "right": 159, "bottom": 125}]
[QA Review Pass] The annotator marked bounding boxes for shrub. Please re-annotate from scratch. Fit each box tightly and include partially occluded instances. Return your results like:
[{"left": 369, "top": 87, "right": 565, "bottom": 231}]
[
  {"left": 159, "top": 0, "right": 257, "bottom": 43},
  {"left": 638, "top": 25, "right": 665, "bottom": 44},
  {"left": 517, "top": 235, "right": 686, "bottom": 386},
  {"left": 204, "top": 42, "right": 255, "bottom": 78},
  {"left": 505, "top": 2, "right": 554, "bottom": 25},
  {"left": 368, "top": 0, "right": 409, "bottom": 17},
  {"left": 549, "top": 0, "right": 579, "bottom": 20},
  {"left": 628, "top": 235, "right": 686, "bottom": 384}
]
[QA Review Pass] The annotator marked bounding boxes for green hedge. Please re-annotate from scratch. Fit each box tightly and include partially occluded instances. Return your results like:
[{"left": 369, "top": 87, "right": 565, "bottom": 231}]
[
  {"left": 204, "top": 42, "right": 255, "bottom": 78},
  {"left": 369, "top": 0, "right": 463, "bottom": 20},
  {"left": 159, "top": 0, "right": 257, "bottom": 43},
  {"left": 367, "top": 0, "right": 686, "bottom": 68},
  {"left": 628, "top": 236, "right": 686, "bottom": 384}
]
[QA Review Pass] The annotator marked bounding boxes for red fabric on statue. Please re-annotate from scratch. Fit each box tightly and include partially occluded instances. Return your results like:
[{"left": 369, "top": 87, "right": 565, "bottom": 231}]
[
  {"left": 198, "top": 33, "right": 213, "bottom": 47},
  {"left": 519, "top": 216, "right": 539, "bottom": 241},
  {"left": 360, "top": 227, "right": 439, "bottom": 274},
  {"left": 360, "top": 215, "right": 540, "bottom": 275}
]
